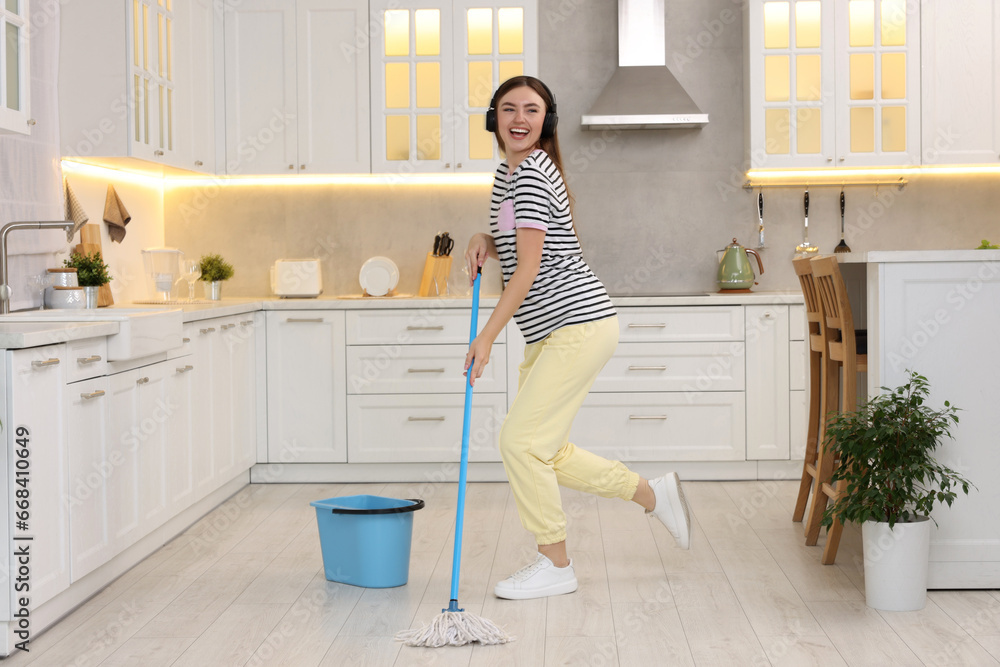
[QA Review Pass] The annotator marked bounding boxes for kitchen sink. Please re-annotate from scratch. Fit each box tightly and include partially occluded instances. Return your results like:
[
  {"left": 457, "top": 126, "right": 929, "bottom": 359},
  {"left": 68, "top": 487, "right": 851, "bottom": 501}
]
[{"left": 0, "top": 307, "right": 184, "bottom": 360}]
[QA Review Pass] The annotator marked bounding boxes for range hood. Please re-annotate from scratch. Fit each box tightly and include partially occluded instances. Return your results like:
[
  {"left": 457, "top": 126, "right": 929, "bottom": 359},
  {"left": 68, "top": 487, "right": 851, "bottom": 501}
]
[{"left": 581, "top": 0, "right": 709, "bottom": 130}]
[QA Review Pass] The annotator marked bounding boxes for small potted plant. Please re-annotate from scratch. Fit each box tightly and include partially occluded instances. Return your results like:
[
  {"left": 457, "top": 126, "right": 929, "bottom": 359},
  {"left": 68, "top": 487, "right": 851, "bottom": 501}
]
[
  {"left": 821, "top": 370, "right": 974, "bottom": 611},
  {"left": 198, "top": 253, "right": 235, "bottom": 300},
  {"left": 63, "top": 250, "right": 112, "bottom": 308}
]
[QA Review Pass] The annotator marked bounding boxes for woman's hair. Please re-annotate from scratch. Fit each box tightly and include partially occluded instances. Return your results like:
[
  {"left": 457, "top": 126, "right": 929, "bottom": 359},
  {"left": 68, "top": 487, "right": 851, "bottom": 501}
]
[{"left": 491, "top": 76, "right": 571, "bottom": 194}]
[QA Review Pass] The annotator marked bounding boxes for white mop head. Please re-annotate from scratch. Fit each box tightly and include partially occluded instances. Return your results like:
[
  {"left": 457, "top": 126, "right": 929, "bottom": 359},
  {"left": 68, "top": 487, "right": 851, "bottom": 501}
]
[{"left": 395, "top": 610, "right": 514, "bottom": 647}]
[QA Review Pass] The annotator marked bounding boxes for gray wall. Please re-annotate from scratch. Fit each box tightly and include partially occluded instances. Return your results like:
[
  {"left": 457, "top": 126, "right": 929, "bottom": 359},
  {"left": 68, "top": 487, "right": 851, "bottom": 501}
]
[{"left": 165, "top": 0, "right": 1000, "bottom": 298}]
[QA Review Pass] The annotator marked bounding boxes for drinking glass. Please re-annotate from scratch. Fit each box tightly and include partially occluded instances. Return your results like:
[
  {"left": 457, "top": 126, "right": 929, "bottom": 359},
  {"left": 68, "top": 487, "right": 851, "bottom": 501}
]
[
  {"left": 28, "top": 273, "right": 48, "bottom": 310},
  {"left": 182, "top": 260, "right": 202, "bottom": 301}
]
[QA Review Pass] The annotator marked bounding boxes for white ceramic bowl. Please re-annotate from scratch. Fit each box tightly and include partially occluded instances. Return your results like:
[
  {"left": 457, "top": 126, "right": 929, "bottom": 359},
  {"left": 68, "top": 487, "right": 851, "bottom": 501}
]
[
  {"left": 47, "top": 268, "right": 78, "bottom": 287},
  {"left": 45, "top": 286, "right": 85, "bottom": 309}
]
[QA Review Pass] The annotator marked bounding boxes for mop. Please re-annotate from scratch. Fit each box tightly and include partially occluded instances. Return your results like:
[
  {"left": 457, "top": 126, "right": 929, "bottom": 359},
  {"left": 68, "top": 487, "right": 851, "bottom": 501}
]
[{"left": 395, "top": 267, "right": 513, "bottom": 647}]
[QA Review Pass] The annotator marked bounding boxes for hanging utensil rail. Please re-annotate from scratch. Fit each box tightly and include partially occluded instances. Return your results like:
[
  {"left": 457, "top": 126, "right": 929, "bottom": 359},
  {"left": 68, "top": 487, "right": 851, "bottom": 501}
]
[{"left": 743, "top": 177, "right": 907, "bottom": 190}]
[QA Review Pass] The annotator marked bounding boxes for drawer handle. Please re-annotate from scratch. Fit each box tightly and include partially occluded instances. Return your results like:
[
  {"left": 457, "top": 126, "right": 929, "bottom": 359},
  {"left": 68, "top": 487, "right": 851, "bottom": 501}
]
[
  {"left": 77, "top": 354, "right": 103, "bottom": 364},
  {"left": 408, "top": 416, "right": 446, "bottom": 422},
  {"left": 176, "top": 364, "right": 194, "bottom": 373},
  {"left": 182, "top": 337, "right": 191, "bottom": 343},
  {"left": 241, "top": 320, "right": 253, "bottom": 326},
  {"left": 407, "top": 368, "right": 446, "bottom": 373},
  {"left": 200, "top": 327, "right": 216, "bottom": 334},
  {"left": 628, "top": 323, "right": 667, "bottom": 328},
  {"left": 628, "top": 365, "right": 667, "bottom": 371},
  {"left": 80, "top": 390, "right": 106, "bottom": 400},
  {"left": 136, "top": 377, "right": 150, "bottom": 385},
  {"left": 406, "top": 325, "right": 444, "bottom": 331},
  {"left": 287, "top": 318, "right": 324, "bottom": 323},
  {"left": 32, "top": 358, "right": 61, "bottom": 368},
  {"left": 220, "top": 323, "right": 232, "bottom": 330},
  {"left": 629, "top": 415, "right": 668, "bottom": 420}
]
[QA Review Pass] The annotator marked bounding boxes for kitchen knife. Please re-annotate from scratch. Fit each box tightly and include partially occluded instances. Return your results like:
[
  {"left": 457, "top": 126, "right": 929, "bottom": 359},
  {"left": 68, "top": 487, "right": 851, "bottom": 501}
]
[{"left": 433, "top": 234, "right": 442, "bottom": 256}]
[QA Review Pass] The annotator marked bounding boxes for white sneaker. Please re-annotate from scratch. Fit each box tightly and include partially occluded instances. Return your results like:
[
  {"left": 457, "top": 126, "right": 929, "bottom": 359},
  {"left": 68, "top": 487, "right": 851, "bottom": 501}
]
[
  {"left": 494, "top": 553, "right": 578, "bottom": 600},
  {"left": 647, "top": 472, "right": 692, "bottom": 549}
]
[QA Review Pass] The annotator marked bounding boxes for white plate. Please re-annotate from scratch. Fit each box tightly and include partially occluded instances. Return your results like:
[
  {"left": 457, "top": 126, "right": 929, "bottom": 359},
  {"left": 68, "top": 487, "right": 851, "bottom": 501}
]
[{"left": 359, "top": 256, "right": 399, "bottom": 296}]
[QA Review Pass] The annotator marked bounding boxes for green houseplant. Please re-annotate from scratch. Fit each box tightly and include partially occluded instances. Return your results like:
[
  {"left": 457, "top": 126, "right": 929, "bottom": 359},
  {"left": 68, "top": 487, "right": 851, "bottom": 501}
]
[
  {"left": 63, "top": 251, "right": 112, "bottom": 287},
  {"left": 821, "top": 370, "right": 974, "bottom": 611},
  {"left": 198, "top": 253, "right": 234, "bottom": 300},
  {"left": 64, "top": 251, "right": 112, "bottom": 308}
]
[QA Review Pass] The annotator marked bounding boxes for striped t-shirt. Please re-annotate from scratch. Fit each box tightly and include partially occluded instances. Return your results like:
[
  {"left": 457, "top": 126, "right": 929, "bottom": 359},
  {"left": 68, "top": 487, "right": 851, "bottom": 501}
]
[{"left": 490, "top": 149, "right": 616, "bottom": 344}]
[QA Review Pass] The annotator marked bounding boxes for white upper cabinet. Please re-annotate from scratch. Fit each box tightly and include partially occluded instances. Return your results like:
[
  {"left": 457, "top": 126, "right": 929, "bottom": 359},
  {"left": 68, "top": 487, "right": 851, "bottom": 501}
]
[
  {"left": 0, "top": 0, "right": 30, "bottom": 135},
  {"left": 921, "top": 2, "right": 1000, "bottom": 164},
  {"left": 370, "top": 0, "right": 537, "bottom": 173},
  {"left": 59, "top": 0, "right": 212, "bottom": 172},
  {"left": 223, "top": 0, "right": 370, "bottom": 175},
  {"left": 747, "top": 0, "right": 920, "bottom": 168}
]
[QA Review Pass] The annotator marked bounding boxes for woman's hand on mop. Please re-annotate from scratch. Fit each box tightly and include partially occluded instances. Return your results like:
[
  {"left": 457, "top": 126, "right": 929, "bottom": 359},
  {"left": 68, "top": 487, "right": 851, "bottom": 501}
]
[
  {"left": 465, "top": 234, "right": 492, "bottom": 285},
  {"left": 464, "top": 335, "right": 492, "bottom": 386}
]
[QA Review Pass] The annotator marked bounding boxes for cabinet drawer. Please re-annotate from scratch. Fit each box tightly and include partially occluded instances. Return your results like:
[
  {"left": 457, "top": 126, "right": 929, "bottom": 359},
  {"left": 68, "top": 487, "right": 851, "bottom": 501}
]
[
  {"left": 347, "top": 344, "right": 505, "bottom": 394},
  {"left": 346, "top": 309, "right": 504, "bottom": 345},
  {"left": 593, "top": 342, "right": 744, "bottom": 392},
  {"left": 347, "top": 394, "right": 506, "bottom": 463},
  {"left": 66, "top": 338, "right": 109, "bottom": 383},
  {"left": 569, "top": 392, "right": 746, "bottom": 462},
  {"left": 617, "top": 307, "right": 743, "bottom": 342}
]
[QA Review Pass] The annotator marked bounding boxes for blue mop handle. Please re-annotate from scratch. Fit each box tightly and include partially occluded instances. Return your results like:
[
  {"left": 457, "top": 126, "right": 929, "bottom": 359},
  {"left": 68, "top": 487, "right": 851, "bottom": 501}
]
[{"left": 447, "top": 267, "right": 481, "bottom": 612}]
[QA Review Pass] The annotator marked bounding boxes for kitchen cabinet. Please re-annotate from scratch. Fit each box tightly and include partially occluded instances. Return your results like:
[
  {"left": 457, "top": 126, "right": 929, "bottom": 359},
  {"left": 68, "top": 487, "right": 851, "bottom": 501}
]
[
  {"left": 369, "top": 0, "right": 538, "bottom": 173},
  {"left": 345, "top": 308, "right": 506, "bottom": 462},
  {"left": 6, "top": 346, "right": 71, "bottom": 610},
  {"left": 745, "top": 305, "right": 790, "bottom": 460},
  {"left": 746, "top": 0, "right": 920, "bottom": 168},
  {"left": 920, "top": 2, "right": 1000, "bottom": 164},
  {"left": 223, "top": 0, "right": 370, "bottom": 174},
  {"left": 266, "top": 311, "right": 347, "bottom": 462},
  {"left": 0, "top": 0, "right": 30, "bottom": 135},
  {"left": 191, "top": 315, "right": 259, "bottom": 491},
  {"left": 59, "top": 0, "right": 211, "bottom": 171},
  {"left": 788, "top": 304, "right": 808, "bottom": 460}
]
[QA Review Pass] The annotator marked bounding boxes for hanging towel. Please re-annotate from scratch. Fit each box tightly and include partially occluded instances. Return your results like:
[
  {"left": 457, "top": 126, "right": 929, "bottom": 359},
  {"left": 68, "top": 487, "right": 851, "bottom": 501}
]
[
  {"left": 64, "top": 178, "right": 89, "bottom": 241},
  {"left": 103, "top": 184, "right": 131, "bottom": 243}
]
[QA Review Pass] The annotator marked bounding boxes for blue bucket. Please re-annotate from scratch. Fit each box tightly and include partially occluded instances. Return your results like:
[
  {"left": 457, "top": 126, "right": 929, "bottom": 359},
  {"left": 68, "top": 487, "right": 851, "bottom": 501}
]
[{"left": 310, "top": 495, "right": 424, "bottom": 588}]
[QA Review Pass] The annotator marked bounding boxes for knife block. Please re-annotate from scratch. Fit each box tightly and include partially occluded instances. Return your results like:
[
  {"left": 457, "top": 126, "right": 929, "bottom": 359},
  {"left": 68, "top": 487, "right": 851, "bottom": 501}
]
[{"left": 418, "top": 253, "right": 452, "bottom": 297}]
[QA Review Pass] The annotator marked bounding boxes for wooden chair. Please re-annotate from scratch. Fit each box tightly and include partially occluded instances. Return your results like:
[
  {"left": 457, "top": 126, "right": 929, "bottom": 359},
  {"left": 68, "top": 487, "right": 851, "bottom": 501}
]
[
  {"left": 807, "top": 255, "right": 868, "bottom": 565},
  {"left": 791, "top": 257, "right": 828, "bottom": 529}
]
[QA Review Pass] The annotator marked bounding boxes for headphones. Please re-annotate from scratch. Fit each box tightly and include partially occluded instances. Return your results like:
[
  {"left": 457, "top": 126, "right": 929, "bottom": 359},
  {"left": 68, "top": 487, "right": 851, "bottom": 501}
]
[{"left": 485, "top": 76, "right": 558, "bottom": 139}]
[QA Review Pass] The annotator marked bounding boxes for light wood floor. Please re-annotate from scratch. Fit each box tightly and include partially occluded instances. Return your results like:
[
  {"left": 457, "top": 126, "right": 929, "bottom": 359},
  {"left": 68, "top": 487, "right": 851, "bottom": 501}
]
[{"left": 7, "top": 481, "right": 1000, "bottom": 666}]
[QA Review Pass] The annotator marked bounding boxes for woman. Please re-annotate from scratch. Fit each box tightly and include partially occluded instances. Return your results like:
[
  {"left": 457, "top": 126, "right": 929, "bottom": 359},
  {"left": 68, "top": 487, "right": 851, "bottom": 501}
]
[{"left": 464, "top": 76, "right": 692, "bottom": 601}]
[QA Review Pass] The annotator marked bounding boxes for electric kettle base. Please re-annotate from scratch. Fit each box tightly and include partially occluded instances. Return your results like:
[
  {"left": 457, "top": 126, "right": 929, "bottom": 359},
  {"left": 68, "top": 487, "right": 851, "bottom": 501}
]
[{"left": 718, "top": 288, "right": 753, "bottom": 293}]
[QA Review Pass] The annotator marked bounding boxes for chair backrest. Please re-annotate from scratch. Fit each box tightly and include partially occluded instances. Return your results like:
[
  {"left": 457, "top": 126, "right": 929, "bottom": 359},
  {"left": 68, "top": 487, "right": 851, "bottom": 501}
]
[
  {"left": 810, "top": 255, "right": 859, "bottom": 364},
  {"left": 793, "top": 256, "right": 826, "bottom": 353}
]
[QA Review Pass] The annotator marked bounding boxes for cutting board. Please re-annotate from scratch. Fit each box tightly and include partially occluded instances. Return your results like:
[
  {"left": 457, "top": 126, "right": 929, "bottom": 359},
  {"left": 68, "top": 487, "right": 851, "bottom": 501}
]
[{"left": 76, "top": 224, "right": 114, "bottom": 307}]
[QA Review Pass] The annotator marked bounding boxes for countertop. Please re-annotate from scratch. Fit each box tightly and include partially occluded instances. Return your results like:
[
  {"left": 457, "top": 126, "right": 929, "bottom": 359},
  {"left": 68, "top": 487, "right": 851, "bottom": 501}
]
[
  {"left": 0, "top": 290, "right": 804, "bottom": 350},
  {"left": 831, "top": 249, "right": 1000, "bottom": 264}
]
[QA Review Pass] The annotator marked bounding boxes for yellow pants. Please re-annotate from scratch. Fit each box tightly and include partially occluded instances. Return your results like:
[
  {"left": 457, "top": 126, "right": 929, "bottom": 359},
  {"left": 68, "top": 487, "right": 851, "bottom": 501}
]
[{"left": 500, "top": 316, "right": 639, "bottom": 545}]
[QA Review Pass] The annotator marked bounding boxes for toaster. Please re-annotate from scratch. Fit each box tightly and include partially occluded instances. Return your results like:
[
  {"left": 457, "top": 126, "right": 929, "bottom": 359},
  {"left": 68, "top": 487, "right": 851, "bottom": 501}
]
[{"left": 271, "top": 259, "right": 323, "bottom": 297}]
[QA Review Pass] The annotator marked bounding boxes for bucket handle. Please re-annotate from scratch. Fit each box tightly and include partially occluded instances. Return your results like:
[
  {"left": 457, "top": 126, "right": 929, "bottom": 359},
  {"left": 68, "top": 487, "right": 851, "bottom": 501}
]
[{"left": 326, "top": 499, "right": 424, "bottom": 515}]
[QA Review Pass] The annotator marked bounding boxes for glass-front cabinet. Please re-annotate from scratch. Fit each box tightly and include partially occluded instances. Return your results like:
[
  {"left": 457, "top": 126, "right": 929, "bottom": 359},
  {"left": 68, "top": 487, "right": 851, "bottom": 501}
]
[
  {"left": 127, "top": 0, "right": 175, "bottom": 162},
  {"left": 0, "top": 0, "right": 30, "bottom": 135},
  {"left": 370, "top": 0, "right": 537, "bottom": 173},
  {"left": 747, "top": 0, "right": 919, "bottom": 168}
]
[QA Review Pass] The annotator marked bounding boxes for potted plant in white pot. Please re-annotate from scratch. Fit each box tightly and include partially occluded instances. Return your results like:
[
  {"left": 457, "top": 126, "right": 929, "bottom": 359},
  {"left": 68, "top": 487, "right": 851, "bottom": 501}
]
[
  {"left": 198, "top": 253, "right": 234, "bottom": 300},
  {"left": 821, "top": 370, "right": 974, "bottom": 611},
  {"left": 63, "top": 250, "right": 112, "bottom": 308}
]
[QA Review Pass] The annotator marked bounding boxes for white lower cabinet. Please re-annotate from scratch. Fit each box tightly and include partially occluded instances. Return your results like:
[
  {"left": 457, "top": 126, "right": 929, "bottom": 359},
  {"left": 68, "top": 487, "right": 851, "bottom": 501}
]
[
  {"left": 7, "top": 347, "right": 71, "bottom": 609},
  {"left": 266, "top": 311, "right": 347, "bottom": 463},
  {"left": 745, "top": 305, "right": 791, "bottom": 460}
]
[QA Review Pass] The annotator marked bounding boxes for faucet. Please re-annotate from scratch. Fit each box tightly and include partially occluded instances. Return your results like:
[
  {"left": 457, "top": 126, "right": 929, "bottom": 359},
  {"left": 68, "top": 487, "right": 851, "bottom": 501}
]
[{"left": 1, "top": 221, "right": 77, "bottom": 314}]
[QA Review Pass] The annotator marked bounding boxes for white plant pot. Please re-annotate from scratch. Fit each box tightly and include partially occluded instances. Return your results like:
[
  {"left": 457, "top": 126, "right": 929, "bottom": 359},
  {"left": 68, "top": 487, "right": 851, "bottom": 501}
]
[{"left": 862, "top": 516, "right": 931, "bottom": 611}]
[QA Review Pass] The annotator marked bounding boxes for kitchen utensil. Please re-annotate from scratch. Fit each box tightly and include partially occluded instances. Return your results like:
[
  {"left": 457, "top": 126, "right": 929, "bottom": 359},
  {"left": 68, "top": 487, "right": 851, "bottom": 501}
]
[
  {"left": 439, "top": 232, "right": 454, "bottom": 256},
  {"left": 433, "top": 233, "right": 442, "bottom": 256},
  {"left": 141, "top": 247, "right": 184, "bottom": 301},
  {"left": 795, "top": 189, "right": 818, "bottom": 256},
  {"left": 359, "top": 256, "right": 399, "bottom": 297},
  {"left": 756, "top": 189, "right": 765, "bottom": 248},
  {"left": 717, "top": 238, "right": 765, "bottom": 292},
  {"left": 834, "top": 188, "right": 851, "bottom": 253},
  {"left": 396, "top": 267, "right": 511, "bottom": 648}
]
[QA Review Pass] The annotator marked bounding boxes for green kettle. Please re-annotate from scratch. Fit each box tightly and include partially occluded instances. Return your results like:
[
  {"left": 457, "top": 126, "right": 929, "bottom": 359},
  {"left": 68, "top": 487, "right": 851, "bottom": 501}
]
[{"left": 717, "top": 238, "right": 764, "bottom": 292}]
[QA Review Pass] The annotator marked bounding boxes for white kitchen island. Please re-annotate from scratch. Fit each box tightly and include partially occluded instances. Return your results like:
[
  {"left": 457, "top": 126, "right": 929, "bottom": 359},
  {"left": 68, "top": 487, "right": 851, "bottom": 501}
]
[{"left": 861, "top": 250, "right": 1000, "bottom": 589}]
